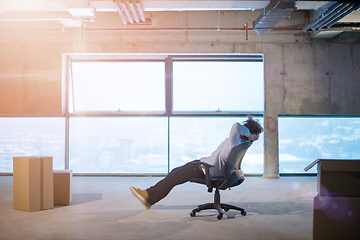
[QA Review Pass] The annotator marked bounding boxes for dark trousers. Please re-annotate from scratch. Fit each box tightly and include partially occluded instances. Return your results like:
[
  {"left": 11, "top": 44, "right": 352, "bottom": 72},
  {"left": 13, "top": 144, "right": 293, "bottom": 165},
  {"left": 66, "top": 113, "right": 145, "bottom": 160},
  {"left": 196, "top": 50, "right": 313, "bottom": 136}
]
[{"left": 146, "top": 160, "right": 205, "bottom": 205}]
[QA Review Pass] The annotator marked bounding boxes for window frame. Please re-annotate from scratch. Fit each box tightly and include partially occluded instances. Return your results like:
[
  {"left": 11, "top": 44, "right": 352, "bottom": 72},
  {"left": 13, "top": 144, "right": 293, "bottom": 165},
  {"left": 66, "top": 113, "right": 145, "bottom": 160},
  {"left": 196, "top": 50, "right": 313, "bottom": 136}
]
[
  {"left": 64, "top": 53, "right": 265, "bottom": 173},
  {"left": 65, "top": 53, "right": 264, "bottom": 117},
  {"left": 278, "top": 115, "right": 360, "bottom": 175}
]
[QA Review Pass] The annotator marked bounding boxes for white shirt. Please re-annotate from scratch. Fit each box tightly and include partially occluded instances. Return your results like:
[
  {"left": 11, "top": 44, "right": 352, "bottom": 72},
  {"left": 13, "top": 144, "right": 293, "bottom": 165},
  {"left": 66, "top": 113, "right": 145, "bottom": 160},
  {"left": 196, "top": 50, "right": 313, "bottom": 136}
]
[{"left": 200, "top": 122, "right": 250, "bottom": 177}]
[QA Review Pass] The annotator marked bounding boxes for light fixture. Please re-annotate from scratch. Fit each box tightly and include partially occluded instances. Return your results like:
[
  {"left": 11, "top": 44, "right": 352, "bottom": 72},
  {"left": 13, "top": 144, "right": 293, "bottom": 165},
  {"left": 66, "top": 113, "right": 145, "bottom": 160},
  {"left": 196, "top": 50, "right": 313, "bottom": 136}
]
[{"left": 68, "top": 8, "right": 95, "bottom": 18}]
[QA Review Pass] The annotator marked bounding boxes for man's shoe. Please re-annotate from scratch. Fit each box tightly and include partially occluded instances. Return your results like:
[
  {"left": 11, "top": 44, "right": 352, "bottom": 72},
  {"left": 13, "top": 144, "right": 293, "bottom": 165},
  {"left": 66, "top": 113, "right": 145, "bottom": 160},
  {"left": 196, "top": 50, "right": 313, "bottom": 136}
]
[{"left": 130, "top": 186, "right": 151, "bottom": 209}]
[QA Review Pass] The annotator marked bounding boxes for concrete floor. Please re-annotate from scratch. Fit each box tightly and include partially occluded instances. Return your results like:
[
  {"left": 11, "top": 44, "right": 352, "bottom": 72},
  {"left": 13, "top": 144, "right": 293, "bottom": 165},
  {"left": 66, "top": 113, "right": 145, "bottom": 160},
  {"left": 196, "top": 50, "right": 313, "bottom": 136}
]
[{"left": 0, "top": 176, "right": 317, "bottom": 240}]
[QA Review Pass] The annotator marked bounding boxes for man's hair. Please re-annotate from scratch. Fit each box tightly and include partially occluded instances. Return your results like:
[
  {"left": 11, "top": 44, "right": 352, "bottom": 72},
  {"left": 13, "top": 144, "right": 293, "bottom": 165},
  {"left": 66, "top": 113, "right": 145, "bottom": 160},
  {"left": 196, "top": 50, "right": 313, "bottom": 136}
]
[{"left": 241, "top": 115, "right": 263, "bottom": 140}]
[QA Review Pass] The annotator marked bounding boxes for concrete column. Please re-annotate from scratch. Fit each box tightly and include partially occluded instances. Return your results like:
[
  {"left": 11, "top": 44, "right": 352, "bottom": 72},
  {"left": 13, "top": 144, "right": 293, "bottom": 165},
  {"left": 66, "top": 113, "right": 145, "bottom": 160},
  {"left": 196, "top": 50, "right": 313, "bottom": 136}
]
[
  {"left": 263, "top": 113, "right": 280, "bottom": 178},
  {"left": 263, "top": 43, "right": 284, "bottom": 178}
]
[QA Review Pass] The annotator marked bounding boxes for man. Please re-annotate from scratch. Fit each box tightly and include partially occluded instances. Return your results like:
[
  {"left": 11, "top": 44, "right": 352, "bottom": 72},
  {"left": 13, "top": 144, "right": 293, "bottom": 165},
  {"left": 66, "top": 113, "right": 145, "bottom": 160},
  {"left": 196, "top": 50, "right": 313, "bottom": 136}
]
[{"left": 130, "top": 115, "right": 263, "bottom": 209}]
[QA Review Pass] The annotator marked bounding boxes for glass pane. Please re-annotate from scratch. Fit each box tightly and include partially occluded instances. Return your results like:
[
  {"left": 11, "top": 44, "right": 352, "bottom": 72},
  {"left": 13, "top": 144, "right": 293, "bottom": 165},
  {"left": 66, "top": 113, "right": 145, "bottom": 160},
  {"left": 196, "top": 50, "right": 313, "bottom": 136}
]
[
  {"left": 279, "top": 117, "right": 360, "bottom": 173},
  {"left": 71, "top": 62, "right": 165, "bottom": 112},
  {"left": 173, "top": 61, "right": 264, "bottom": 112},
  {"left": 69, "top": 117, "right": 168, "bottom": 173},
  {"left": 170, "top": 117, "right": 264, "bottom": 174},
  {"left": 0, "top": 118, "right": 65, "bottom": 173}
]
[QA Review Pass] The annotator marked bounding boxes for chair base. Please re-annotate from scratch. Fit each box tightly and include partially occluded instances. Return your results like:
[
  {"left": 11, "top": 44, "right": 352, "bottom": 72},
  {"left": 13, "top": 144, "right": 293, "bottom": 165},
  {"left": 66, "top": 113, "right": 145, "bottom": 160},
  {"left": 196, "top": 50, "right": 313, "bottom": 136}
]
[{"left": 190, "top": 189, "right": 246, "bottom": 220}]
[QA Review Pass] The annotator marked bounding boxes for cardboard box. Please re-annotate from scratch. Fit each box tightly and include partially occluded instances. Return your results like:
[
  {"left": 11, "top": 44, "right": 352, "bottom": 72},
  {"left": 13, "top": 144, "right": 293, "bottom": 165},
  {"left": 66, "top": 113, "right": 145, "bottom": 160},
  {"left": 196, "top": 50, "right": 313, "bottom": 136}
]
[
  {"left": 304, "top": 159, "right": 360, "bottom": 197},
  {"left": 313, "top": 194, "right": 360, "bottom": 240},
  {"left": 13, "top": 156, "right": 54, "bottom": 212},
  {"left": 54, "top": 170, "right": 73, "bottom": 205},
  {"left": 40, "top": 157, "right": 54, "bottom": 210}
]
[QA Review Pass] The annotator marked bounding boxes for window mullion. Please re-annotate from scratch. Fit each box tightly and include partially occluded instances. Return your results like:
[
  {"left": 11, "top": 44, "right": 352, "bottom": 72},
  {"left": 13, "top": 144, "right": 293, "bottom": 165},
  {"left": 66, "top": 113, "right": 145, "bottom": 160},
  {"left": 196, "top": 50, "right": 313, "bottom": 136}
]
[{"left": 165, "top": 56, "right": 173, "bottom": 116}]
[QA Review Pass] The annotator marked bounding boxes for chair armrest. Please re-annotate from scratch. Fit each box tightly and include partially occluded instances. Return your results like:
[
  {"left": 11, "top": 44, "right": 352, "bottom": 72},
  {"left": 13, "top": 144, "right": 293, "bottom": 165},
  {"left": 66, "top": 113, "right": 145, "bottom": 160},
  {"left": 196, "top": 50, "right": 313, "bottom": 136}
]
[
  {"left": 194, "top": 161, "right": 214, "bottom": 190},
  {"left": 197, "top": 162, "right": 214, "bottom": 169}
]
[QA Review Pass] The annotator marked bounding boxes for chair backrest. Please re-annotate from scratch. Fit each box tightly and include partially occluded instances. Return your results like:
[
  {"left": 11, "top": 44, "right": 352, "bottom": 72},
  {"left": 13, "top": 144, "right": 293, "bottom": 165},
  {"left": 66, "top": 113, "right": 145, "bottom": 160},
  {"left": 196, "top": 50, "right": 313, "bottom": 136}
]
[{"left": 218, "top": 141, "right": 252, "bottom": 190}]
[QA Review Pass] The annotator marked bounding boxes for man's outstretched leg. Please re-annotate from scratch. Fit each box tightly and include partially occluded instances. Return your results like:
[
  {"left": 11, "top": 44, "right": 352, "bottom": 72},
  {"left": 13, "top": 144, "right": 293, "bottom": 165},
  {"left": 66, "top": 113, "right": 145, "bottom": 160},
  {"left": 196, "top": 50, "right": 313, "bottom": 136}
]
[{"left": 130, "top": 160, "right": 205, "bottom": 208}]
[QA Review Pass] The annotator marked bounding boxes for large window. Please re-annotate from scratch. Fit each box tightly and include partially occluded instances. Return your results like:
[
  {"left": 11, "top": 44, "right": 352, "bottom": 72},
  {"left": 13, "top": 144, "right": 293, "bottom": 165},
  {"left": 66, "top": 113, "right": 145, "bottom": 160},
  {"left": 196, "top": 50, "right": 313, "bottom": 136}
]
[
  {"left": 170, "top": 117, "right": 264, "bottom": 174},
  {"left": 173, "top": 61, "right": 264, "bottom": 112},
  {"left": 69, "top": 117, "right": 168, "bottom": 173},
  {"left": 279, "top": 117, "right": 360, "bottom": 173},
  {"left": 70, "top": 61, "right": 165, "bottom": 113},
  {"left": 66, "top": 54, "right": 265, "bottom": 174},
  {"left": 0, "top": 118, "right": 65, "bottom": 173}
]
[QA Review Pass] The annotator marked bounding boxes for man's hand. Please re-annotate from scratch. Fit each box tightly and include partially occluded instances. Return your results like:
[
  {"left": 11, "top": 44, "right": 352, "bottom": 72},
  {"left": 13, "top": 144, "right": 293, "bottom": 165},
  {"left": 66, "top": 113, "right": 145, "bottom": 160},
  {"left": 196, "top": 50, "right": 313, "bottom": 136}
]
[{"left": 248, "top": 133, "right": 259, "bottom": 142}]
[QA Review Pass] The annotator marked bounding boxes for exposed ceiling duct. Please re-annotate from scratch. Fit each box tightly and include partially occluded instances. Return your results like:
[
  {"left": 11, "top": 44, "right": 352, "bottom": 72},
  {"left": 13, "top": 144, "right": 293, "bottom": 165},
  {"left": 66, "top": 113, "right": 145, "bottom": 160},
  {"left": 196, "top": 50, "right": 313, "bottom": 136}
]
[
  {"left": 114, "top": 0, "right": 153, "bottom": 26},
  {"left": 0, "top": 0, "right": 359, "bottom": 40},
  {"left": 253, "top": 0, "right": 296, "bottom": 34},
  {"left": 303, "top": 1, "right": 360, "bottom": 32}
]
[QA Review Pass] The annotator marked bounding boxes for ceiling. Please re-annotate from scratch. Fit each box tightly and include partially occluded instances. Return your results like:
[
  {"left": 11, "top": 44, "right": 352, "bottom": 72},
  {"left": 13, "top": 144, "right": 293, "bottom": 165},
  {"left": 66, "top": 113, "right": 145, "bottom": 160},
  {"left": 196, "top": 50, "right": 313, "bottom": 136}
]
[{"left": 0, "top": 0, "right": 359, "bottom": 42}]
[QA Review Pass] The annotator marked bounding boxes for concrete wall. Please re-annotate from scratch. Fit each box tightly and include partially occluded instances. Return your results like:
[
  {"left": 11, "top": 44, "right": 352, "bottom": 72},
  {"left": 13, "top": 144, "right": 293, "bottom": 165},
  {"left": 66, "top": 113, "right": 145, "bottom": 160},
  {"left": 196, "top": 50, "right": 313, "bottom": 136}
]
[
  {"left": 1, "top": 11, "right": 359, "bottom": 176},
  {"left": 263, "top": 41, "right": 360, "bottom": 177}
]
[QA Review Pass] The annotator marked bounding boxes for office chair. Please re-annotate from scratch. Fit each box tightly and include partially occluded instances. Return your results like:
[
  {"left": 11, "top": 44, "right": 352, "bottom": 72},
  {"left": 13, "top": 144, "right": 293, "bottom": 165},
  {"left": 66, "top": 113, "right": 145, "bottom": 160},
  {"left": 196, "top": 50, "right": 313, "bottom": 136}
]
[{"left": 189, "top": 141, "right": 252, "bottom": 220}]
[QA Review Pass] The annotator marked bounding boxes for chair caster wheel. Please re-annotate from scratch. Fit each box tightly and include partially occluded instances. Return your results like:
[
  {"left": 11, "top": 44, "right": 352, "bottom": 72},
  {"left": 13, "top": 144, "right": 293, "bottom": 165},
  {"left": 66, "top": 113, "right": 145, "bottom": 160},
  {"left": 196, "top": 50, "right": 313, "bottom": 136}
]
[
  {"left": 241, "top": 211, "right": 247, "bottom": 216},
  {"left": 190, "top": 211, "right": 196, "bottom": 217},
  {"left": 217, "top": 213, "right": 223, "bottom": 220}
]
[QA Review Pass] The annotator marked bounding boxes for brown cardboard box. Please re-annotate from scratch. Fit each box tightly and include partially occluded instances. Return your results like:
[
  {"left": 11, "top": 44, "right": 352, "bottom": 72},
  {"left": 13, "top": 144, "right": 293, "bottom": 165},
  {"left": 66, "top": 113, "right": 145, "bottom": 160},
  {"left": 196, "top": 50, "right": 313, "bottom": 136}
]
[
  {"left": 13, "top": 157, "right": 41, "bottom": 212},
  {"left": 313, "top": 194, "right": 360, "bottom": 240},
  {"left": 13, "top": 156, "right": 54, "bottom": 212},
  {"left": 305, "top": 159, "right": 360, "bottom": 197},
  {"left": 53, "top": 170, "right": 72, "bottom": 205},
  {"left": 40, "top": 157, "right": 54, "bottom": 210}
]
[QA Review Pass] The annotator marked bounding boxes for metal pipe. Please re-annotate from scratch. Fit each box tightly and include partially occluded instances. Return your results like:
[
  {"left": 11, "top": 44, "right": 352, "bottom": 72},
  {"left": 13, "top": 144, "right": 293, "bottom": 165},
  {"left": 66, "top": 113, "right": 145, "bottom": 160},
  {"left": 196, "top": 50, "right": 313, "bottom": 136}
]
[
  {"left": 115, "top": 1, "right": 128, "bottom": 25},
  {"left": 311, "top": 2, "right": 348, "bottom": 30},
  {"left": 0, "top": 27, "right": 307, "bottom": 32},
  {"left": 245, "top": 22, "right": 248, "bottom": 40},
  {"left": 127, "top": 1, "right": 140, "bottom": 23},
  {"left": 320, "top": 2, "right": 355, "bottom": 29},
  {"left": 325, "top": 3, "right": 360, "bottom": 28},
  {"left": 118, "top": 1, "right": 133, "bottom": 24},
  {"left": 135, "top": 1, "right": 146, "bottom": 22},
  {"left": 302, "top": 2, "right": 341, "bottom": 31},
  {"left": 77, "top": 27, "right": 258, "bottom": 31}
]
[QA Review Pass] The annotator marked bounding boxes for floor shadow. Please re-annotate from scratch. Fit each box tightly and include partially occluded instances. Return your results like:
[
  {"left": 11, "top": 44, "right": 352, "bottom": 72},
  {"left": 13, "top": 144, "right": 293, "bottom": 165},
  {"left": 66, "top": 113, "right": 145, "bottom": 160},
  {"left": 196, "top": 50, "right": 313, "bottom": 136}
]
[
  {"left": 236, "top": 201, "right": 313, "bottom": 215},
  {"left": 70, "top": 193, "right": 103, "bottom": 205},
  {"left": 152, "top": 201, "right": 312, "bottom": 216}
]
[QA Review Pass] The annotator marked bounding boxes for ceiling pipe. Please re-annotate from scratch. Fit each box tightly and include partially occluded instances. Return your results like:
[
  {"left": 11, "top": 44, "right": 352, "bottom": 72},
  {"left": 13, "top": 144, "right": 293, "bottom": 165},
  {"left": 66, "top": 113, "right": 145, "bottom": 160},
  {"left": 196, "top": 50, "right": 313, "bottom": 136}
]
[
  {"left": 115, "top": 1, "right": 128, "bottom": 25},
  {"left": 303, "top": 1, "right": 360, "bottom": 32},
  {"left": 311, "top": 2, "right": 350, "bottom": 30},
  {"left": 8, "top": 27, "right": 305, "bottom": 32},
  {"left": 135, "top": 1, "right": 146, "bottom": 22},
  {"left": 320, "top": 2, "right": 355, "bottom": 28},
  {"left": 115, "top": 1, "right": 149, "bottom": 25},
  {"left": 302, "top": 2, "right": 341, "bottom": 31},
  {"left": 118, "top": 1, "right": 134, "bottom": 24},
  {"left": 325, "top": 3, "right": 360, "bottom": 28},
  {"left": 126, "top": 1, "right": 140, "bottom": 23}
]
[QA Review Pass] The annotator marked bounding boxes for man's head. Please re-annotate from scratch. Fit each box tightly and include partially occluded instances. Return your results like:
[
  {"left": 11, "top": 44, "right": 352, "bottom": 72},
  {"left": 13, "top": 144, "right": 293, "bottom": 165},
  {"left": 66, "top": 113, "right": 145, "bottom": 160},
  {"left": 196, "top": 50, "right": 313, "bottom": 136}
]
[{"left": 241, "top": 115, "right": 264, "bottom": 142}]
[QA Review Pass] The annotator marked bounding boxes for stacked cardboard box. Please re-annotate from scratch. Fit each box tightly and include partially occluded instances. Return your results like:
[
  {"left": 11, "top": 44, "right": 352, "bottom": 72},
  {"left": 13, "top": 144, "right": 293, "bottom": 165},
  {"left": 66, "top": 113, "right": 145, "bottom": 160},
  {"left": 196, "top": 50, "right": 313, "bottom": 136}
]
[
  {"left": 53, "top": 170, "right": 73, "bottom": 205},
  {"left": 305, "top": 159, "right": 360, "bottom": 240},
  {"left": 13, "top": 156, "right": 54, "bottom": 212}
]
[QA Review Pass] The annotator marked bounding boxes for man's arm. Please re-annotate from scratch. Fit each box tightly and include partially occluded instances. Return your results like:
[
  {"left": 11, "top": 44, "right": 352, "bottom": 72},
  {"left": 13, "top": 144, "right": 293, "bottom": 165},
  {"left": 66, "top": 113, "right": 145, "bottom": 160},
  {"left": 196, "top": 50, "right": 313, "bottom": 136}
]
[{"left": 229, "top": 122, "right": 250, "bottom": 145}]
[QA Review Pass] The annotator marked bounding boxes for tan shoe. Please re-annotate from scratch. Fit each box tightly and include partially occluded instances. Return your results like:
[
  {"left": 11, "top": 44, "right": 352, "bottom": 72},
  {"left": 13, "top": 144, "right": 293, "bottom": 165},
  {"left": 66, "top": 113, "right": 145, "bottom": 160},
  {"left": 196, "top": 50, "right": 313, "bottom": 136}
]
[{"left": 130, "top": 186, "right": 151, "bottom": 209}]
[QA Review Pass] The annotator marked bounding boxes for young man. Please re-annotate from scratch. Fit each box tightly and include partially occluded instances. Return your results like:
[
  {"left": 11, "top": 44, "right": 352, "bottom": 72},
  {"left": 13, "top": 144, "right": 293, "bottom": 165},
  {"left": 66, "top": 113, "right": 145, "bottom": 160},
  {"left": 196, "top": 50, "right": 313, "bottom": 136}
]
[{"left": 130, "top": 115, "right": 263, "bottom": 209}]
